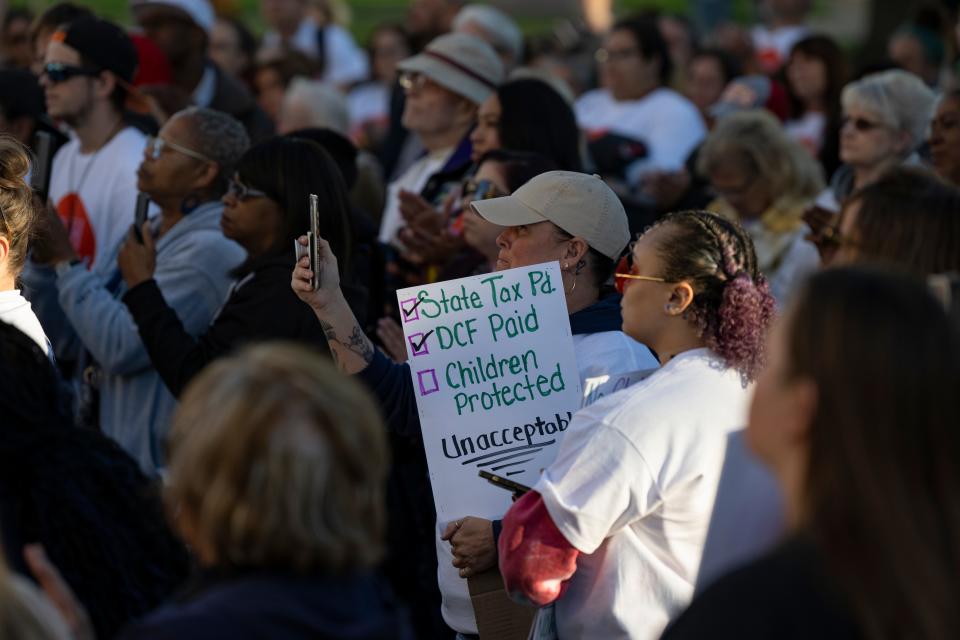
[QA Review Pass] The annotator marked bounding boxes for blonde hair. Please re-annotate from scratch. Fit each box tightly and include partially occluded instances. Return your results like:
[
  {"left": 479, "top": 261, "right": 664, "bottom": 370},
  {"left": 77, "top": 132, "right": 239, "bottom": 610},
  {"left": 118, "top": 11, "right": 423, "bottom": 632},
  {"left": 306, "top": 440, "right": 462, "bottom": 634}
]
[
  {"left": 166, "top": 343, "right": 389, "bottom": 574},
  {"left": 841, "top": 69, "right": 936, "bottom": 153},
  {"left": 698, "top": 109, "right": 824, "bottom": 225},
  {"left": 0, "top": 136, "right": 36, "bottom": 277}
]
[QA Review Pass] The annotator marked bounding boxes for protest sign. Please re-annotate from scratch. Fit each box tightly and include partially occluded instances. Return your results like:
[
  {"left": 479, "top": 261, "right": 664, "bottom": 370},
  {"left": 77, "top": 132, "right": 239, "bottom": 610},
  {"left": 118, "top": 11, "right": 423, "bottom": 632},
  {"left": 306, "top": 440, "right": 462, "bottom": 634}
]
[{"left": 397, "top": 262, "right": 581, "bottom": 522}]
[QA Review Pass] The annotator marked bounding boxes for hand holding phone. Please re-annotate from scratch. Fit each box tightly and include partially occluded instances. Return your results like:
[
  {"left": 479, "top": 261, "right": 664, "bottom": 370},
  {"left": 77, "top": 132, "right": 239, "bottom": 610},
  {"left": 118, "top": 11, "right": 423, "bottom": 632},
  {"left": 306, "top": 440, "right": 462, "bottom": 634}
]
[{"left": 294, "top": 194, "right": 321, "bottom": 290}]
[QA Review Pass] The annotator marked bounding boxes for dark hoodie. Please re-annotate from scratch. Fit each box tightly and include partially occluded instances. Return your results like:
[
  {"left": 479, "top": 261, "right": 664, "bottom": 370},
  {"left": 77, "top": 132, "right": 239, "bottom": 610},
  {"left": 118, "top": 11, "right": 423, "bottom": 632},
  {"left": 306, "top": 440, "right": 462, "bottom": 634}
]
[
  {"left": 360, "top": 292, "right": 629, "bottom": 639},
  {"left": 120, "top": 570, "right": 413, "bottom": 640}
]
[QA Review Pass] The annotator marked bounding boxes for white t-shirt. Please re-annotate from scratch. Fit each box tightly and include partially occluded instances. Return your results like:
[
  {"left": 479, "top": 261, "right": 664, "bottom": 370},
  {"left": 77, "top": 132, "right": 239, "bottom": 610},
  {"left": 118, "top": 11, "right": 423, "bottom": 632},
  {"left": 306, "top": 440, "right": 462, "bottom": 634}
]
[
  {"left": 262, "top": 19, "right": 369, "bottom": 86},
  {"left": 0, "top": 289, "right": 51, "bottom": 354},
  {"left": 379, "top": 147, "right": 453, "bottom": 245},
  {"left": 48, "top": 127, "right": 146, "bottom": 272},
  {"left": 785, "top": 111, "right": 826, "bottom": 155},
  {"left": 537, "top": 348, "right": 751, "bottom": 639},
  {"left": 752, "top": 25, "right": 810, "bottom": 73},
  {"left": 575, "top": 87, "right": 705, "bottom": 184},
  {"left": 437, "top": 329, "right": 660, "bottom": 634}
]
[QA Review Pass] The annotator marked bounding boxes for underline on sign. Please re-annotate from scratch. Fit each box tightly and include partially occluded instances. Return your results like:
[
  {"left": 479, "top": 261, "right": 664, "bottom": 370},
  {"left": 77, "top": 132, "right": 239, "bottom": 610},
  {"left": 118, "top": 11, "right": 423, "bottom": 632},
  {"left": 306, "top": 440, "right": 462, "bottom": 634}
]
[
  {"left": 478, "top": 450, "right": 543, "bottom": 468},
  {"left": 460, "top": 440, "right": 556, "bottom": 465},
  {"left": 506, "top": 470, "right": 525, "bottom": 476},
  {"left": 492, "top": 458, "right": 533, "bottom": 472}
]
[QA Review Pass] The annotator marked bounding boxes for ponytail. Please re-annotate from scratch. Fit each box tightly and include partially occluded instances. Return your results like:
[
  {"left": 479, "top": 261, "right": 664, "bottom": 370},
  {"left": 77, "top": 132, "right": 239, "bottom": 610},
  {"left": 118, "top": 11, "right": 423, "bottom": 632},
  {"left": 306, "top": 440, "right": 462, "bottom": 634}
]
[{"left": 652, "top": 210, "right": 776, "bottom": 383}]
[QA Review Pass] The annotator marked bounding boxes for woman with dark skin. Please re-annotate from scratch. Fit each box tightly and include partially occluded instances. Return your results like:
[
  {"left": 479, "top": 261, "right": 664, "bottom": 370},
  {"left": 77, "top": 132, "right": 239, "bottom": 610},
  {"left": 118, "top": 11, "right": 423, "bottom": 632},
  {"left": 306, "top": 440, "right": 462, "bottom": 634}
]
[{"left": 117, "top": 136, "right": 354, "bottom": 397}]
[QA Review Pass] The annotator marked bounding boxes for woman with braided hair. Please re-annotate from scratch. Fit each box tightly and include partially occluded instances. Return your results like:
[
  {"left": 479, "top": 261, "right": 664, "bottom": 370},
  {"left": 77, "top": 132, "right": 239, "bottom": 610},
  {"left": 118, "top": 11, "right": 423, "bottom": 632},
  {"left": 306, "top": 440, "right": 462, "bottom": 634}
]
[{"left": 498, "top": 210, "right": 776, "bottom": 639}]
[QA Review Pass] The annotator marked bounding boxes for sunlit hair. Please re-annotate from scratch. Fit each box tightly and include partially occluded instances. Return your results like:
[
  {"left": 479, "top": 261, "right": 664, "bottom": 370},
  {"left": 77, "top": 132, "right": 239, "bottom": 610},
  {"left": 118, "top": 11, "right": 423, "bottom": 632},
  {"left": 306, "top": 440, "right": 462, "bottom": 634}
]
[
  {"left": 0, "top": 136, "right": 36, "bottom": 277},
  {"left": 697, "top": 109, "right": 825, "bottom": 216},
  {"left": 648, "top": 210, "right": 776, "bottom": 383},
  {"left": 166, "top": 343, "right": 389, "bottom": 574},
  {"left": 841, "top": 69, "right": 936, "bottom": 153},
  {"left": 786, "top": 267, "right": 960, "bottom": 639}
]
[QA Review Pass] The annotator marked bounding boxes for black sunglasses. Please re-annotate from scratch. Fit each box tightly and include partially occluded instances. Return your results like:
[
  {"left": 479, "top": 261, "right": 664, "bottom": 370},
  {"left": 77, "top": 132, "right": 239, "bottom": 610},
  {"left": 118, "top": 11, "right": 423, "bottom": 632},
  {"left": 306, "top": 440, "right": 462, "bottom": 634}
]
[{"left": 43, "top": 62, "right": 101, "bottom": 84}]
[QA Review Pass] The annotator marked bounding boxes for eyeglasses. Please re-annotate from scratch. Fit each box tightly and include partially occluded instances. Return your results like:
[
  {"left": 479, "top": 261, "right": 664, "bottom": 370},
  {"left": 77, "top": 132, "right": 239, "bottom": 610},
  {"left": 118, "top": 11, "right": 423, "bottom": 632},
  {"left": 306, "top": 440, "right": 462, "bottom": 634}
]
[
  {"left": 462, "top": 178, "right": 504, "bottom": 202},
  {"left": 42, "top": 61, "right": 101, "bottom": 84},
  {"left": 145, "top": 136, "right": 213, "bottom": 163},
  {"left": 595, "top": 47, "right": 640, "bottom": 64},
  {"left": 398, "top": 71, "right": 430, "bottom": 93},
  {"left": 614, "top": 255, "right": 667, "bottom": 294},
  {"left": 841, "top": 116, "right": 887, "bottom": 133},
  {"left": 226, "top": 176, "right": 268, "bottom": 201}
]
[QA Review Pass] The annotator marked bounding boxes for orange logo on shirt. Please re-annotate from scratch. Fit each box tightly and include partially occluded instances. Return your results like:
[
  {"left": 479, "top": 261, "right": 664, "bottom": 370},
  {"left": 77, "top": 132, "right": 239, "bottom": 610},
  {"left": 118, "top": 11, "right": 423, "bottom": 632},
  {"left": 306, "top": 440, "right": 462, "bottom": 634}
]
[{"left": 56, "top": 193, "right": 96, "bottom": 266}]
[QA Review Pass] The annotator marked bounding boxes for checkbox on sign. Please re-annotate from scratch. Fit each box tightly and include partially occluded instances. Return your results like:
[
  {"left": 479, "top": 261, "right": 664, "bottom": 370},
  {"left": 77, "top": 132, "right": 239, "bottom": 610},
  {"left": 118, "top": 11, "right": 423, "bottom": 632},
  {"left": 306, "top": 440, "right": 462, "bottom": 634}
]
[
  {"left": 408, "top": 331, "right": 431, "bottom": 356},
  {"left": 417, "top": 369, "right": 439, "bottom": 396},
  {"left": 400, "top": 297, "right": 422, "bottom": 323}
]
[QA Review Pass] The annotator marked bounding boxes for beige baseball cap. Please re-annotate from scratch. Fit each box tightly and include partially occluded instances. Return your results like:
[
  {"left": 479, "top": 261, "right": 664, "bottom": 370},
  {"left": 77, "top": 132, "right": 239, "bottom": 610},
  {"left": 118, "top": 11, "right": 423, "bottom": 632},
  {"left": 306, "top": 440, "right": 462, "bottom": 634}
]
[
  {"left": 396, "top": 33, "right": 504, "bottom": 105},
  {"left": 471, "top": 171, "right": 630, "bottom": 260}
]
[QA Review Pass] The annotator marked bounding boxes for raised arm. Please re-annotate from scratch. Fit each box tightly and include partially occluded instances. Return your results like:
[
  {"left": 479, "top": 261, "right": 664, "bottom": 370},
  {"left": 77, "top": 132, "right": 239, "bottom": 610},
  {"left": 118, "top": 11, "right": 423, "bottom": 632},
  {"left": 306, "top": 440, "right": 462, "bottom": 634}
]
[{"left": 291, "top": 234, "right": 375, "bottom": 374}]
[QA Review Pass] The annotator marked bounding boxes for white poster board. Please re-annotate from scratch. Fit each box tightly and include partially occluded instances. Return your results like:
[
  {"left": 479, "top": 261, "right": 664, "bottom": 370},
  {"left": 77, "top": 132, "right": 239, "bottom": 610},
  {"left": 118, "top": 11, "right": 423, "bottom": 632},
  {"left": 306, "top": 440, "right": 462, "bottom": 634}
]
[{"left": 396, "top": 262, "right": 582, "bottom": 522}]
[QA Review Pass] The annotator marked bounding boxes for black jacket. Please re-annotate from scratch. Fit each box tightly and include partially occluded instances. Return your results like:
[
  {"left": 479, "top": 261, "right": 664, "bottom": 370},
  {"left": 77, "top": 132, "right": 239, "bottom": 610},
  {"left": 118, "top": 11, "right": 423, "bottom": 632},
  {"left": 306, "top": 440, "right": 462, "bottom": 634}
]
[
  {"left": 120, "top": 569, "right": 413, "bottom": 640},
  {"left": 663, "top": 537, "right": 861, "bottom": 639},
  {"left": 122, "top": 253, "right": 328, "bottom": 398}
]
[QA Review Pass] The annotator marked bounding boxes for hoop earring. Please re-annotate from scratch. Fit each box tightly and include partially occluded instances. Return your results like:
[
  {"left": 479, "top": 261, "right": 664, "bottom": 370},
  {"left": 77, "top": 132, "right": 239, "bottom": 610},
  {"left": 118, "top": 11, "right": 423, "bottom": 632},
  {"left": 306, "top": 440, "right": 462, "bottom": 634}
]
[{"left": 566, "top": 272, "right": 578, "bottom": 294}]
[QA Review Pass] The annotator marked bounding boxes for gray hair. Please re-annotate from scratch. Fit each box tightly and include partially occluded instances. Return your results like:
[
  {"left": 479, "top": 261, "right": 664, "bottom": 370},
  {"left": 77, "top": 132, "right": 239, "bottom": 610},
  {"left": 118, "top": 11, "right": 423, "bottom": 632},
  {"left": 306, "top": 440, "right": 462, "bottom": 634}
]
[
  {"left": 170, "top": 107, "right": 250, "bottom": 192},
  {"left": 281, "top": 78, "right": 350, "bottom": 136},
  {"left": 453, "top": 4, "right": 523, "bottom": 68},
  {"left": 841, "top": 70, "right": 936, "bottom": 152},
  {"left": 698, "top": 109, "right": 825, "bottom": 208}
]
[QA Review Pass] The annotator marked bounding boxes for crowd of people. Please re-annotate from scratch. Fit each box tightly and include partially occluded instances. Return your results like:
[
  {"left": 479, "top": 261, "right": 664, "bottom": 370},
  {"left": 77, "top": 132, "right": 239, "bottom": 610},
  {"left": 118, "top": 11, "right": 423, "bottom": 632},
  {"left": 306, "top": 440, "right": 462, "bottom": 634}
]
[{"left": 0, "top": 0, "right": 958, "bottom": 638}]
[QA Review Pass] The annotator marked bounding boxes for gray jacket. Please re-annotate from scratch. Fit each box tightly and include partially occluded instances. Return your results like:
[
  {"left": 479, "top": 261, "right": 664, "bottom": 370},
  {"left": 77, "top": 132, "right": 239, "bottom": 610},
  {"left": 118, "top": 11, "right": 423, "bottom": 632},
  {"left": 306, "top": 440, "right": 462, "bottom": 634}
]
[{"left": 57, "top": 202, "right": 244, "bottom": 474}]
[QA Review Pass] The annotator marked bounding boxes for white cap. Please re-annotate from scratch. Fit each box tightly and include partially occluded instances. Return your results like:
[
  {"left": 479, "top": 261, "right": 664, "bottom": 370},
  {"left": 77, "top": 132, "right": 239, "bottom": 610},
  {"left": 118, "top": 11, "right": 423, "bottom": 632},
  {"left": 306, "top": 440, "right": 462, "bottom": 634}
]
[
  {"left": 396, "top": 33, "right": 503, "bottom": 105},
  {"left": 130, "top": 0, "right": 215, "bottom": 35},
  {"left": 471, "top": 172, "right": 630, "bottom": 260}
]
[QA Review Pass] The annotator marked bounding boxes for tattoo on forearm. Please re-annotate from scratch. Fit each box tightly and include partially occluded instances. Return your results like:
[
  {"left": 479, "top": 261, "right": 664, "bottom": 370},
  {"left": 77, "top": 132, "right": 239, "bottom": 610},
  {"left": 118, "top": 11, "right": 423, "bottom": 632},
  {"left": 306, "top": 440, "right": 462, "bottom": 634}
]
[{"left": 320, "top": 320, "right": 374, "bottom": 368}]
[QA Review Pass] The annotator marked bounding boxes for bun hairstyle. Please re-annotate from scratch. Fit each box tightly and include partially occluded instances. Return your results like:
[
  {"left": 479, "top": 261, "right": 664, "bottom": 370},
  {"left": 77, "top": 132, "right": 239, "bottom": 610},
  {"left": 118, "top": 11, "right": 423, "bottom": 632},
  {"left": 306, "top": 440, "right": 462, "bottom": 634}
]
[
  {"left": 652, "top": 210, "right": 776, "bottom": 383},
  {"left": 0, "top": 137, "right": 36, "bottom": 277}
]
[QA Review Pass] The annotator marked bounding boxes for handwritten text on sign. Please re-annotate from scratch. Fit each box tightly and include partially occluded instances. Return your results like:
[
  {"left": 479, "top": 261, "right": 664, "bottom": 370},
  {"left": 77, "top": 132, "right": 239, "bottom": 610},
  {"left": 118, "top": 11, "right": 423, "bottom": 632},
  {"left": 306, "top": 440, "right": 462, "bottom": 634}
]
[{"left": 397, "top": 262, "right": 581, "bottom": 522}]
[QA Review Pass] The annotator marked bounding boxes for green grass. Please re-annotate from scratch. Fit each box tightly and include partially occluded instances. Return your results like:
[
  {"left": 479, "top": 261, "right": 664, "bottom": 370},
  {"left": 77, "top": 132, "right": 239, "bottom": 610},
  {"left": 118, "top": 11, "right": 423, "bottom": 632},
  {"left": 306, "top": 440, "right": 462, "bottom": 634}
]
[{"left": 20, "top": 0, "right": 761, "bottom": 44}]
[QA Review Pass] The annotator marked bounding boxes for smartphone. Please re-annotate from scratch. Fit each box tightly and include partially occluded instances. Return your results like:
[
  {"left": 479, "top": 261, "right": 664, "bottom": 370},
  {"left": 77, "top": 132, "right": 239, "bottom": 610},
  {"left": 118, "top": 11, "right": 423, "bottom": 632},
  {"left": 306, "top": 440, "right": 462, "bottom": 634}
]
[
  {"left": 294, "top": 194, "right": 322, "bottom": 289},
  {"left": 30, "top": 131, "right": 54, "bottom": 202},
  {"left": 479, "top": 470, "right": 532, "bottom": 496},
  {"left": 133, "top": 192, "right": 150, "bottom": 243}
]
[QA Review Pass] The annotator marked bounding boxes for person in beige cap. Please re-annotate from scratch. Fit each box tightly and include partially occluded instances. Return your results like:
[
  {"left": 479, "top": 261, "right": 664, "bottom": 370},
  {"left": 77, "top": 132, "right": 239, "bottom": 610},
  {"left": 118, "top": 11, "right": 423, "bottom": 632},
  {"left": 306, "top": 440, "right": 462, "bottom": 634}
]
[
  {"left": 378, "top": 32, "right": 504, "bottom": 248},
  {"left": 291, "top": 170, "right": 657, "bottom": 638}
]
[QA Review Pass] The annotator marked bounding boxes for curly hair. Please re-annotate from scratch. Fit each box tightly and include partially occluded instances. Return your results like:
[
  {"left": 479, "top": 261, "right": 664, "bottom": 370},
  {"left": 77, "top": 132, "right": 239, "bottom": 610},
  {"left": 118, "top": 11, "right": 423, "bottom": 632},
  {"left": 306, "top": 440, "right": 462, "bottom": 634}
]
[{"left": 650, "top": 210, "right": 776, "bottom": 383}]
